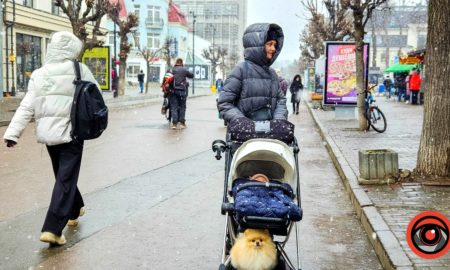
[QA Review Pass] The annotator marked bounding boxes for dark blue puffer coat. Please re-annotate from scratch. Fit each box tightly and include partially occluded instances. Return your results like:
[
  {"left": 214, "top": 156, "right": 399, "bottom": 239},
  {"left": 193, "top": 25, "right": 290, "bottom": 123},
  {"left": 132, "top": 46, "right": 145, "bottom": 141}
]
[{"left": 217, "top": 23, "right": 288, "bottom": 122}]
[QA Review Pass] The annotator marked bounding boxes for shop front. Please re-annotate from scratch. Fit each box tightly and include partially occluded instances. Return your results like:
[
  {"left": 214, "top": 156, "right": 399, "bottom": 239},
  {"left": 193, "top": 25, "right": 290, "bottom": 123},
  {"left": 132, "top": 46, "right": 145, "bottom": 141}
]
[{"left": 16, "top": 33, "right": 43, "bottom": 92}]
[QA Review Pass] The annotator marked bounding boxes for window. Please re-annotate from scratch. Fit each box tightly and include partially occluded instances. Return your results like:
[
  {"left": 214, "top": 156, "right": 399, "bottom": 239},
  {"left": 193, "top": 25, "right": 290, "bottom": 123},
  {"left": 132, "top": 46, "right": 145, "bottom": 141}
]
[
  {"left": 147, "top": 33, "right": 160, "bottom": 48},
  {"left": 24, "top": 0, "right": 33, "bottom": 8},
  {"left": 16, "top": 33, "right": 42, "bottom": 92},
  {"left": 52, "top": 3, "right": 60, "bottom": 15},
  {"left": 127, "top": 64, "right": 141, "bottom": 82},
  {"left": 417, "top": 35, "right": 427, "bottom": 49},
  {"left": 147, "top": 5, "right": 161, "bottom": 23},
  {"left": 134, "top": 4, "right": 140, "bottom": 17}
]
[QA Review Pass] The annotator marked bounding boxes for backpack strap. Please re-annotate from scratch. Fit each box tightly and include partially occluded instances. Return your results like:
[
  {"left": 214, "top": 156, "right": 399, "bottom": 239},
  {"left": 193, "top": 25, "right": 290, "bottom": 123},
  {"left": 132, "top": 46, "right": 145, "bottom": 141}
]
[
  {"left": 71, "top": 60, "right": 83, "bottom": 141},
  {"left": 73, "top": 60, "right": 82, "bottom": 82}
]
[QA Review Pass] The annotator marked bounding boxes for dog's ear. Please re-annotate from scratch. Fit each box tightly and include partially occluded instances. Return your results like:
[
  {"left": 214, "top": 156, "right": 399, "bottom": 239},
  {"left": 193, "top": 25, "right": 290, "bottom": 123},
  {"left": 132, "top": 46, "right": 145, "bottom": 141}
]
[{"left": 263, "top": 229, "right": 270, "bottom": 235}]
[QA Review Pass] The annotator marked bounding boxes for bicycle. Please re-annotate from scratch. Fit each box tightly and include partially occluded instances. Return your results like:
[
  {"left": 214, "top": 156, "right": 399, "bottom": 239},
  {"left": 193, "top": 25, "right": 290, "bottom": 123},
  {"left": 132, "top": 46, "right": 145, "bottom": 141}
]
[{"left": 365, "top": 85, "right": 387, "bottom": 133}]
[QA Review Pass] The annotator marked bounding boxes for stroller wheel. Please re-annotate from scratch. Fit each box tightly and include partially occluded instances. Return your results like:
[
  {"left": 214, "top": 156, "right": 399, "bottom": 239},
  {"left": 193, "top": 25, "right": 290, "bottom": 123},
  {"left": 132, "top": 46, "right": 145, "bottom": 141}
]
[{"left": 219, "top": 264, "right": 236, "bottom": 270}]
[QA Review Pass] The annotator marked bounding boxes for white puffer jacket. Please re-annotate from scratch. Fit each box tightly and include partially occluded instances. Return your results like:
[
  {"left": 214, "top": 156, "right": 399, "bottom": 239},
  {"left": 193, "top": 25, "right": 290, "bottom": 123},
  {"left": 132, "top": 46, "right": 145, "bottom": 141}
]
[{"left": 3, "top": 31, "right": 99, "bottom": 146}]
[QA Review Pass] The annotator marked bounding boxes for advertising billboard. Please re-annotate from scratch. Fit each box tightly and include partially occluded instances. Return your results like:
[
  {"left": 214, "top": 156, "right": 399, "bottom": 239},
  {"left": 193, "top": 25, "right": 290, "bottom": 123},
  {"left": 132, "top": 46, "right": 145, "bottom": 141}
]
[
  {"left": 82, "top": 47, "right": 110, "bottom": 90},
  {"left": 324, "top": 42, "right": 369, "bottom": 105}
]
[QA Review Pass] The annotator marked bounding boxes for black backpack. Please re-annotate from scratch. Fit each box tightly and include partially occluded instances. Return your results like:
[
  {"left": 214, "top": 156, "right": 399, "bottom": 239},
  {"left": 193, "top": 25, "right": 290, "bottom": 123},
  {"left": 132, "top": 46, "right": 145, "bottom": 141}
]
[{"left": 70, "top": 61, "right": 108, "bottom": 141}]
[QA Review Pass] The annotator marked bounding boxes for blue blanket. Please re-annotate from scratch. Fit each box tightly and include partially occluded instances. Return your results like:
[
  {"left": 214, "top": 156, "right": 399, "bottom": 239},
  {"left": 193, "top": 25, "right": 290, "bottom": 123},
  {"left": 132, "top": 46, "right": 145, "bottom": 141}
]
[{"left": 232, "top": 179, "right": 302, "bottom": 221}]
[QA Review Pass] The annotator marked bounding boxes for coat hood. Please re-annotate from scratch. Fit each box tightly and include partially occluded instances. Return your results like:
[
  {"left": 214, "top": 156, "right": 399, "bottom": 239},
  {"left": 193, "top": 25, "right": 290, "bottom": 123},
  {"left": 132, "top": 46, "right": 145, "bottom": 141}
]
[
  {"left": 45, "top": 31, "right": 83, "bottom": 64},
  {"left": 242, "top": 23, "right": 284, "bottom": 67}
]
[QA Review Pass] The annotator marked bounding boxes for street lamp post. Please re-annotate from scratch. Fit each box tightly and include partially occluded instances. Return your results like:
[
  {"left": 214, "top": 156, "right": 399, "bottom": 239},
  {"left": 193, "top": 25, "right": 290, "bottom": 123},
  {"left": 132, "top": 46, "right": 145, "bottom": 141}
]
[
  {"left": 112, "top": 7, "right": 118, "bottom": 98},
  {"left": 189, "top": 11, "right": 196, "bottom": 95},
  {"left": 209, "top": 24, "right": 216, "bottom": 86}
]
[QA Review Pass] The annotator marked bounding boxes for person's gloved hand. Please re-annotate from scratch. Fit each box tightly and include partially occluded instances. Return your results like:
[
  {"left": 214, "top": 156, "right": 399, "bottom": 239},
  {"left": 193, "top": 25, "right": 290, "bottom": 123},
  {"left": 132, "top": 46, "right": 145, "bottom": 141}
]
[{"left": 5, "top": 139, "right": 17, "bottom": 148}]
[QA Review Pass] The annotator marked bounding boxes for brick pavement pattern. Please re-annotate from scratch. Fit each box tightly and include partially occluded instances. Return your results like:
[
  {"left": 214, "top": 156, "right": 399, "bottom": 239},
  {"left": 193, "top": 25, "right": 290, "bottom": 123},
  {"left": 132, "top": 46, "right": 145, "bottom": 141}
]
[{"left": 307, "top": 97, "right": 450, "bottom": 269}]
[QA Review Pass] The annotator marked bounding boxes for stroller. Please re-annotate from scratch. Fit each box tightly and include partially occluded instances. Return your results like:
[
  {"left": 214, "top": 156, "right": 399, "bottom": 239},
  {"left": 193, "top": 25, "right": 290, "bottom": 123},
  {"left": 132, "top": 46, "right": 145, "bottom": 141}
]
[
  {"left": 161, "top": 97, "right": 171, "bottom": 122},
  {"left": 212, "top": 122, "right": 303, "bottom": 270}
]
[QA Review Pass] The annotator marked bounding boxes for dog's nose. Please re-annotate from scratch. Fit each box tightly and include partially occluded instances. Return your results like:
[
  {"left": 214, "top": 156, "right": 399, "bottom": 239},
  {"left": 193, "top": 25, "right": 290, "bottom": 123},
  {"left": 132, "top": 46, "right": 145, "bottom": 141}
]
[{"left": 256, "top": 241, "right": 260, "bottom": 246}]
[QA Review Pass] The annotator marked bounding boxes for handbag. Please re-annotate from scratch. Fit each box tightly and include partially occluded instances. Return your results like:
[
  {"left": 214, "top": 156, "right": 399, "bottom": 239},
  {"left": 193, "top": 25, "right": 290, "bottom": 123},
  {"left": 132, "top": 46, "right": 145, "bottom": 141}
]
[{"left": 295, "top": 91, "right": 301, "bottom": 103}]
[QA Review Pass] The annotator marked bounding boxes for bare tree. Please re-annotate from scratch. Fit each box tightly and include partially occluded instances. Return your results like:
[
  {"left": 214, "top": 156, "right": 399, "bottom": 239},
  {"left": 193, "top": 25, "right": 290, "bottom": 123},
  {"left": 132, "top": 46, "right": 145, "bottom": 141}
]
[
  {"left": 341, "top": 0, "right": 387, "bottom": 131},
  {"left": 228, "top": 52, "right": 239, "bottom": 68},
  {"left": 55, "top": 0, "right": 109, "bottom": 58},
  {"left": 106, "top": 2, "right": 139, "bottom": 96},
  {"left": 299, "top": 0, "right": 353, "bottom": 68},
  {"left": 416, "top": 0, "right": 450, "bottom": 177},
  {"left": 202, "top": 46, "right": 221, "bottom": 85},
  {"left": 133, "top": 33, "right": 176, "bottom": 93},
  {"left": 217, "top": 47, "right": 228, "bottom": 80}
]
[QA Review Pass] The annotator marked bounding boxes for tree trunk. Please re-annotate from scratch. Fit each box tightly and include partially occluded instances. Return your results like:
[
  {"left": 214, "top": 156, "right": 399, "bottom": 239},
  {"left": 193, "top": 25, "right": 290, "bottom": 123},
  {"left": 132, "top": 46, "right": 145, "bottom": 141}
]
[
  {"left": 416, "top": 0, "right": 450, "bottom": 177},
  {"left": 145, "top": 61, "right": 150, "bottom": 94},
  {"left": 118, "top": 56, "right": 127, "bottom": 96},
  {"left": 354, "top": 11, "right": 368, "bottom": 131}
]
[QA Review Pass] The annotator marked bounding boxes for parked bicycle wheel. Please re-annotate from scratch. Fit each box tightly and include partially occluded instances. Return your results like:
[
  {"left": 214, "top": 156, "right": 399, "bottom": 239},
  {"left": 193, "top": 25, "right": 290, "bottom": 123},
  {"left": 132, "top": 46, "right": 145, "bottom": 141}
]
[{"left": 367, "top": 107, "right": 387, "bottom": 133}]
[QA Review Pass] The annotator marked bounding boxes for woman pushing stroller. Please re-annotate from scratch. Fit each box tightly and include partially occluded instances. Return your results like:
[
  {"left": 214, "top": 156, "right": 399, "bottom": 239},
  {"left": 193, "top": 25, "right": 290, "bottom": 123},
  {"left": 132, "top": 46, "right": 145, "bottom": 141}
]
[{"left": 217, "top": 23, "right": 288, "bottom": 123}]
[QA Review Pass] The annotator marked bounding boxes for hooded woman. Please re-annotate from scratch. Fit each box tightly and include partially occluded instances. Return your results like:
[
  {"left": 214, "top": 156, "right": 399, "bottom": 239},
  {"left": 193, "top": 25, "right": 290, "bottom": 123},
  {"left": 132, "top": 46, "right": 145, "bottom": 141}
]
[
  {"left": 217, "top": 23, "right": 287, "bottom": 123},
  {"left": 289, "top": 74, "right": 303, "bottom": 114},
  {"left": 3, "top": 32, "right": 100, "bottom": 246}
]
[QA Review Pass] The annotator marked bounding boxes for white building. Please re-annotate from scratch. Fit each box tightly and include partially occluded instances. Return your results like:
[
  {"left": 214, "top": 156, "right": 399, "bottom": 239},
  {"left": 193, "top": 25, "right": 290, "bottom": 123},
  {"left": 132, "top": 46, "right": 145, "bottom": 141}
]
[{"left": 1, "top": 0, "right": 107, "bottom": 95}]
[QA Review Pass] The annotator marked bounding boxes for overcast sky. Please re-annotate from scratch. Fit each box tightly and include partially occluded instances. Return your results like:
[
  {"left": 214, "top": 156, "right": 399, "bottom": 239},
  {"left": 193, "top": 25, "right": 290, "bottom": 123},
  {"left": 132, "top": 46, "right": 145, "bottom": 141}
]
[{"left": 246, "top": 0, "right": 307, "bottom": 63}]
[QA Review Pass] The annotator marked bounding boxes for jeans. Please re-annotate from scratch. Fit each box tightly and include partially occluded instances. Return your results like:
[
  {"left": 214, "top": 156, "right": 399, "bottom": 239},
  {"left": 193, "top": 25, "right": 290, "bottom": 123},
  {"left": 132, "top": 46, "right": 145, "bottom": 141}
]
[
  {"left": 169, "top": 93, "right": 187, "bottom": 124},
  {"left": 397, "top": 88, "right": 405, "bottom": 102},
  {"left": 139, "top": 82, "right": 144, "bottom": 93}
]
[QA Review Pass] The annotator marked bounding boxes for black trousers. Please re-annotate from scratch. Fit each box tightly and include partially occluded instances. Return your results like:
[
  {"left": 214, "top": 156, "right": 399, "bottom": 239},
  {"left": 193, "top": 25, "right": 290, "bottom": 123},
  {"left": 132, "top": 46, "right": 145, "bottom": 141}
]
[
  {"left": 169, "top": 93, "right": 187, "bottom": 124},
  {"left": 411, "top": 90, "right": 419, "bottom": 104},
  {"left": 42, "top": 141, "right": 84, "bottom": 236}
]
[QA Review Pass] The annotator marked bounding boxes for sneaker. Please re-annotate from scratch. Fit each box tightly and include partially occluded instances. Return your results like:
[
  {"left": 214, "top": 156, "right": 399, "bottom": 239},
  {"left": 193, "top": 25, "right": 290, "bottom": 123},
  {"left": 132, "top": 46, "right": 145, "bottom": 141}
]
[
  {"left": 40, "top": 232, "right": 67, "bottom": 246},
  {"left": 170, "top": 123, "right": 177, "bottom": 129},
  {"left": 295, "top": 111, "right": 299, "bottom": 115},
  {"left": 67, "top": 207, "right": 85, "bottom": 227},
  {"left": 405, "top": 101, "right": 409, "bottom": 104},
  {"left": 179, "top": 123, "right": 186, "bottom": 129}
]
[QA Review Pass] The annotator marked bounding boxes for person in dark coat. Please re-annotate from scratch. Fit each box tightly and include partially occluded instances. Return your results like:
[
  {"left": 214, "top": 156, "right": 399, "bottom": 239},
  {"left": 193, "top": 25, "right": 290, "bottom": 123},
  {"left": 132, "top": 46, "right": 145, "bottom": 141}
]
[
  {"left": 170, "top": 58, "right": 194, "bottom": 129},
  {"left": 137, "top": 70, "right": 145, "bottom": 93},
  {"left": 289, "top": 74, "right": 303, "bottom": 115},
  {"left": 217, "top": 23, "right": 287, "bottom": 123}
]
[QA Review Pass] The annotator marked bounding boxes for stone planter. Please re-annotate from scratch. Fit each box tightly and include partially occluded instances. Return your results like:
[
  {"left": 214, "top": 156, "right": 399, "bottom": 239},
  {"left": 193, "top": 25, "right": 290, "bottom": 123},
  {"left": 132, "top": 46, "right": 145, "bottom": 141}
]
[{"left": 358, "top": 149, "right": 399, "bottom": 184}]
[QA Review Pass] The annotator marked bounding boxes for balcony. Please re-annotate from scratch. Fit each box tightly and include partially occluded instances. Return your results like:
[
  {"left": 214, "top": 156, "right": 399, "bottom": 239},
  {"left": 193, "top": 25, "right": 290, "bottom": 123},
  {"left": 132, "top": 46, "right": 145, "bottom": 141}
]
[{"left": 146, "top": 18, "right": 164, "bottom": 29}]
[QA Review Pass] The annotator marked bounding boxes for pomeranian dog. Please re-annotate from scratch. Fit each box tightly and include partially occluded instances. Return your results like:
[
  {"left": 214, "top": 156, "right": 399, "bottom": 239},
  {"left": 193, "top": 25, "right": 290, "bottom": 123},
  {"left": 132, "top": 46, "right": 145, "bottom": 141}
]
[{"left": 230, "top": 229, "right": 277, "bottom": 270}]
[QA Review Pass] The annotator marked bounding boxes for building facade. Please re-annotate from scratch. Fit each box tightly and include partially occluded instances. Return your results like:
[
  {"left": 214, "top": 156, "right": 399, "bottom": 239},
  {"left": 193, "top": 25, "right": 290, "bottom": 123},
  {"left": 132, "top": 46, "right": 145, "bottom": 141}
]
[
  {"left": 2, "top": 0, "right": 107, "bottom": 96},
  {"left": 119, "top": 0, "right": 211, "bottom": 86},
  {"left": 172, "top": 0, "right": 247, "bottom": 74},
  {"left": 366, "top": 4, "right": 428, "bottom": 71}
]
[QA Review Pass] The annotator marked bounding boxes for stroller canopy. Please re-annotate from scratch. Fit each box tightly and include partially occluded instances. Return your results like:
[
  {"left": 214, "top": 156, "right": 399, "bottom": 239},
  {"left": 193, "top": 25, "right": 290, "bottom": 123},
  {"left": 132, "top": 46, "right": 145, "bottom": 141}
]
[{"left": 229, "top": 139, "right": 296, "bottom": 190}]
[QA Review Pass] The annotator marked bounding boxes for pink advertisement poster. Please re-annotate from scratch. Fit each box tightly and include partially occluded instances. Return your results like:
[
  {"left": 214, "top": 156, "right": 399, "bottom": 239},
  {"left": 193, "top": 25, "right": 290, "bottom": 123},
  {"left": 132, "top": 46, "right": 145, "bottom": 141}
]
[{"left": 324, "top": 43, "right": 369, "bottom": 105}]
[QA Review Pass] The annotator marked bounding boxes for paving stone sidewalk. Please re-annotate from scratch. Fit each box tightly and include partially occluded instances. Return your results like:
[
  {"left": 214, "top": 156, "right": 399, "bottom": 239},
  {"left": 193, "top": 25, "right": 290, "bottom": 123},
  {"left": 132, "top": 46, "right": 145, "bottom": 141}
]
[{"left": 306, "top": 97, "right": 450, "bottom": 269}]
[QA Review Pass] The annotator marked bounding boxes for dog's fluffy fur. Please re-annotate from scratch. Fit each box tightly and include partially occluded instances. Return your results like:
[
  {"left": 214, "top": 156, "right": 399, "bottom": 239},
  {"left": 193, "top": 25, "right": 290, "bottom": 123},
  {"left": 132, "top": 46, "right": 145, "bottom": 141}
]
[{"left": 230, "top": 229, "right": 277, "bottom": 270}]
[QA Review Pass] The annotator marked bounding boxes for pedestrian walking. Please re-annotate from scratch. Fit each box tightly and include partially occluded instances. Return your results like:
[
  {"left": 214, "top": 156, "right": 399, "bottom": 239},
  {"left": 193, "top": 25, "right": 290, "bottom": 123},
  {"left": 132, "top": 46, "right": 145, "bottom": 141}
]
[
  {"left": 137, "top": 69, "right": 145, "bottom": 94},
  {"left": 3, "top": 31, "right": 99, "bottom": 246},
  {"left": 216, "top": 78, "right": 224, "bottom": 93},
  {"left": 383, "top": 76, "right": 393, "bottom": 99},
  {"left": 170, "top": 58, "right": 194, "bottom": 129},
  {"left": 217, "top": 23, "right": 287, "bottom": 123},
  {"left": 395, "top": 74, "right": 407, "bottom": 102},
  {"left": 409, "top": 69, "right": 422, "bottom": 105},
  {"left": 289, "top": 74, "right": 303, "bottom": 115}
]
